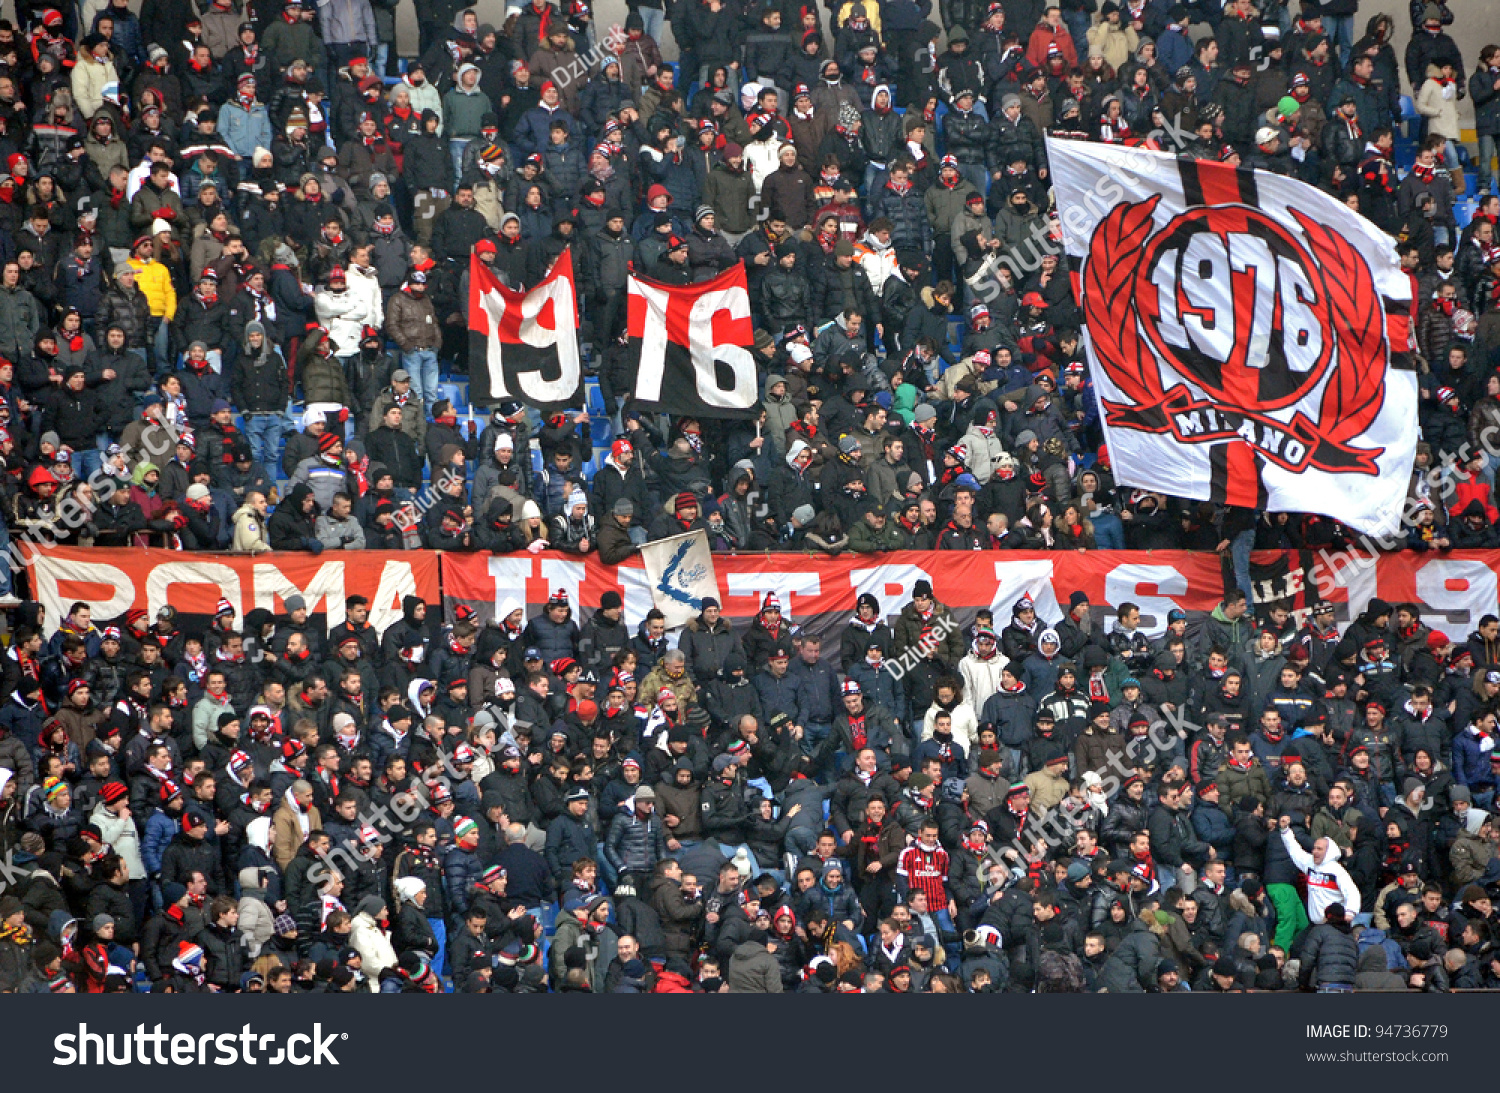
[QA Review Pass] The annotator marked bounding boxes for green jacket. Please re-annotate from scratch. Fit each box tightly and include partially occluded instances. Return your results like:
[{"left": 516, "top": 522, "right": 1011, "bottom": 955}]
[
  {"left": 1219, "top": 759, "right": 1274, "bottom": 809},
  {"left": 890, "top": 380, "right": 919, "bottom": 425},
  {"left": 442, "top": 73, "right": 493, "bottom": 139},
  {"left": 848, "top": 518, "right": 907, "bottom": 553},
  {"left": 704, "top": 163, "right": 758, "bottom": 234},
  {"left": 1194, "top": 604, "right": 1254, "bottom": 670},
  {"left": 0, "top": 283, "right": 40, "bottom": 363},
  {"left": 299, "top": 350, "right": 351, "bottom": 406},
  {"left": 924, "top": 177, "right": 978, "bottom": 234},
  {"left": 1309, "top": 804, "right": 1355, "bottom": 853}
]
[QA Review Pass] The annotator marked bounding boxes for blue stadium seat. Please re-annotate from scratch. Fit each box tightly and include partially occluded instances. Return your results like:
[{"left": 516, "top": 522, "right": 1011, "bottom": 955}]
[
  {"left": 1398, "top": 95, "right": 1417, "bottom": 138},
  {"left": 584, "top": 378, "right": 607, "bottom": 415}
]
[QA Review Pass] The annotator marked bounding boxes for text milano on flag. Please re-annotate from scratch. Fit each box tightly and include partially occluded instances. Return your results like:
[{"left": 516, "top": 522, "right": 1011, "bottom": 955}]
[{"left": 1048, "top": 138, "right": 1418, "bottom": 536}]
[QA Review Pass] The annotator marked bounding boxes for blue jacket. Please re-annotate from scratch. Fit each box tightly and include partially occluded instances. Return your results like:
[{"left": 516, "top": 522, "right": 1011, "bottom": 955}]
[
  {"left": 142, "top": 809, "right": 177, "bottom": 876},
  {"left": 788, "top": 658, "right": 841, "bottom": 726},
  {"left": 753, "top": 670, "right": 802, "bottom": 726},
  {"left": 1157, "top": 25, "right": 1194, "bottom": 77},
  {"left": 1021, "top": 652, "right": 1061, "bottom": 698},
  {"left": 366, "top": 721, "right": 411, "bottom": 775},
  {"left": 512, "top": 103, "right": 570, "bottom": 158},
  {"left": 1191, "top": 801, "right": 1236, "bottom": 859},
  {"left": 495, "top": 844, "right": 555, "bottom": 905},
  {"left": 46, "top": 626, "right": 101, "bottom": 661},
  {"left": 847, "top": 661, "right": 904, "bottom": 723},
  {"left": 914, "top": 735, "right": 969, "bottom": 780},
  {"left": 641, "top": 148, "right": 701, "bottom": 215},
  {"left": 217, "top": 102, "right": 274, "bottom": 160},
  {"left": 443, "top": 845, "right": 483, "bottom": 915},
  {"left": 1453, "top": 728, "right": 1495, "bottom": 790},
  {"left": 534, "top": 464, "right": 572, "bottom": 519},
  {"left": 521, "top": 611, "right": 578, "bottom": 663},
  {"left": 603, "top": 810, "right": 668, "bottom": 875},
  {"left": 981, "top": 688, "right": 1039, "bottom": 748},
  {"left": 544, "top": 812, "right": 598, "bottom": 882},
  {"left": 177, "top": 365, "right": 230, "bottom": 427},
  {"left": 0, "top": 697, "right": 44, "bottom": 763},
  {"left": 805, "top": 877, "right": 864, "bottom": 931}
]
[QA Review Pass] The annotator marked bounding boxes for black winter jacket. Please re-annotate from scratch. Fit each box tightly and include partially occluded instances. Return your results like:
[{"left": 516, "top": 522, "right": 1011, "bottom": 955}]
[
  {"left": 936, "top": 105, "right": 984, "bottom": 166},
  {"left": 1299, "top": 921, "right": 1359, "bottom": 987},
  {"left": 813, "top": 253, "right": 878, "bottom": 325},
  {"left": 266, "top": 483, "right": 319, "bottom": 551},
  {"left": 96, "top": 282, "right": 153, "bottom": 348},
  {"left": 196, "top": 922, "right": 246, "bottom": 989}
]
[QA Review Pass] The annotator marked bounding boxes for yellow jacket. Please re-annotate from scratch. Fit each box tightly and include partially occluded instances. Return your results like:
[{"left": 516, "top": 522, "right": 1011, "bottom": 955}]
[
  {"left": 129, "top": 257, "right": 176, "bottom": 320},
  {"left": 835, "top": 0, "right": 882, "bottom": 40}
]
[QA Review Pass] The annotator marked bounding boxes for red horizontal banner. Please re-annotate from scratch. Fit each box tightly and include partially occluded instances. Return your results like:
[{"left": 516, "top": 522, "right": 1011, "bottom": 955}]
[
  {"left": 23, "top": 546, "right": 440, "bottom": 635},
  {"left": 442, "top": 550, "right": 1227, "bottom": 634},
  {"left": 440, "top": 549, "right": 1500, "bottom": 648},
  {"left": 21, "top": 547, "right": 1500, "bottom": 650}
]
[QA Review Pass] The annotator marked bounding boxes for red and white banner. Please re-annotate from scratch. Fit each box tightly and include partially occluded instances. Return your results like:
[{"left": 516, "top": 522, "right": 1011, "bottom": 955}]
[
  {"left": 468, "top": 247, "right": 582, "bottom": 411},
  {"left": 1049, "top": 139, "right": 1419, "bottom": 537},
  {"left": 626, "top": 262, "right": 758, "bottom": 418},
  {"left": 441, "top": 549, "right": 1500, "bottom": 650},
  {"left": 22, "top": 546, "right": 440, "bottom": 637},
  {"left": 23, "top": 546, "right": 1500, "bottom": 654},
  {"left": 442, "top": 550, "right": 1226, "bottom": 642}
]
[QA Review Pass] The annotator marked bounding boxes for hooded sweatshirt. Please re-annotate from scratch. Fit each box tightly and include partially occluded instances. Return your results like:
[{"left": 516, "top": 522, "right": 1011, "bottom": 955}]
[
  {"left": 1279, "top": 827, "right": 1361, "bottom": 923},
  {"left": 442, "top": 64, "right": 493, "bottom": 138}
]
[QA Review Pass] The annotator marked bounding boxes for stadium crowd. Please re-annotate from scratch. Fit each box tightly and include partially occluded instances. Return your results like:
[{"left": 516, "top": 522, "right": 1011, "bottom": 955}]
[{"left": 0, "top": 0, "right": 1496, "bottom": 995}]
